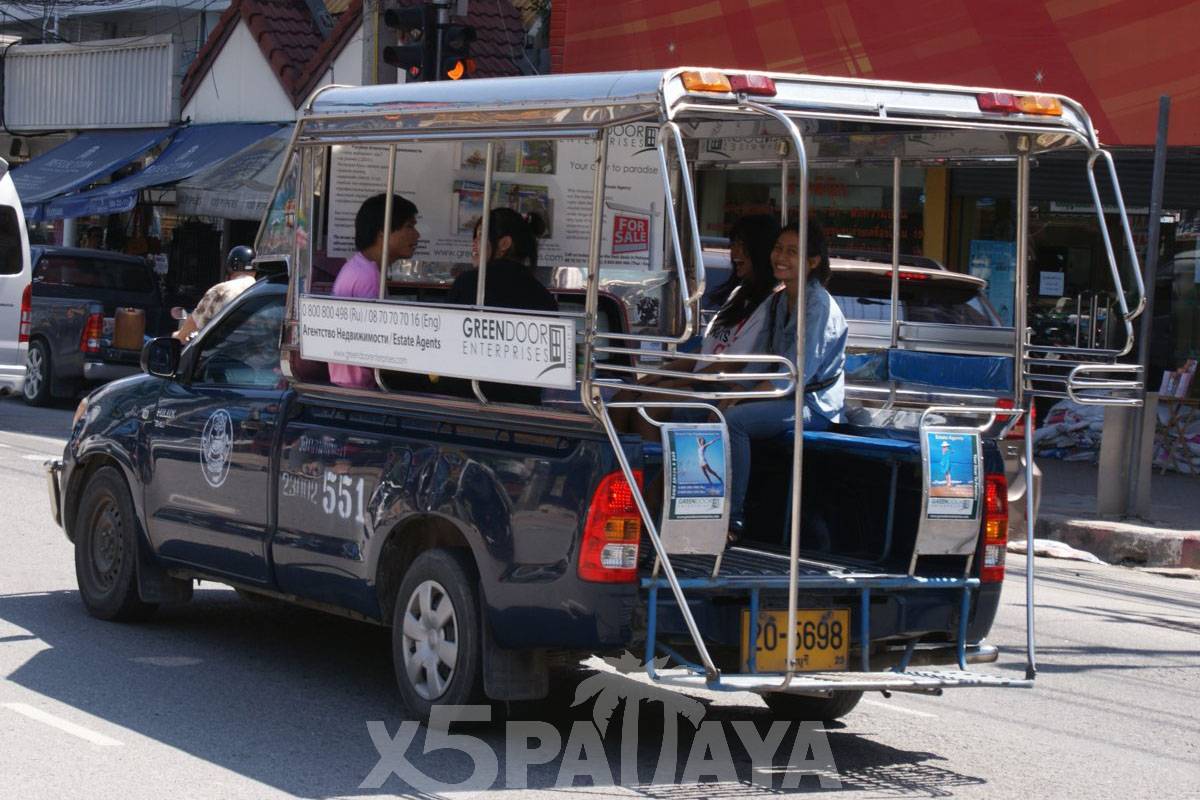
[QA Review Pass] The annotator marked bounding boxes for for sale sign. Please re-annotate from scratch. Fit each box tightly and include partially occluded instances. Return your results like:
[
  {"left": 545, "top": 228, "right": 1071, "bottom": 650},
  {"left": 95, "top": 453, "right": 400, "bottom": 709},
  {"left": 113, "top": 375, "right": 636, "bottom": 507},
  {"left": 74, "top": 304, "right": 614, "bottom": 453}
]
[{"left": 612, "top": 214, "right": 649, "bottom": 254}]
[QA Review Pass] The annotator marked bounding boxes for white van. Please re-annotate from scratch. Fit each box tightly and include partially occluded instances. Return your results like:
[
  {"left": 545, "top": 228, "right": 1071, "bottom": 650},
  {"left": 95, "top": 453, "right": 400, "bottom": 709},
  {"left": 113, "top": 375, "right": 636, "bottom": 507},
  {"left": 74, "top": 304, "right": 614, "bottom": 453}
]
[{"left": 0, "top": 158, "right": 31, "bottom": 396}]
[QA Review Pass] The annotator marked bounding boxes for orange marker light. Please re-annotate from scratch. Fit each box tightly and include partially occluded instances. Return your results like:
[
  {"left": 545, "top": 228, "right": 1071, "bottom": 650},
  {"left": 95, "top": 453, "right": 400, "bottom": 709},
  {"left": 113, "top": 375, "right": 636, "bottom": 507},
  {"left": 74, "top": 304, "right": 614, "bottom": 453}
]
[{"left": 681, "top": 70, "right": 732, "bottom": 93}]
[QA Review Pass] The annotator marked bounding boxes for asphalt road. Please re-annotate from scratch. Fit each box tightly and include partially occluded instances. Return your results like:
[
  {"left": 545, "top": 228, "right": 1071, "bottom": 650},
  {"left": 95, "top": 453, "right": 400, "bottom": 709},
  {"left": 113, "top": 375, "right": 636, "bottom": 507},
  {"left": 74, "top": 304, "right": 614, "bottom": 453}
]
[{"left": 0, "top": 394, "right": 1197, "bottom": 799}]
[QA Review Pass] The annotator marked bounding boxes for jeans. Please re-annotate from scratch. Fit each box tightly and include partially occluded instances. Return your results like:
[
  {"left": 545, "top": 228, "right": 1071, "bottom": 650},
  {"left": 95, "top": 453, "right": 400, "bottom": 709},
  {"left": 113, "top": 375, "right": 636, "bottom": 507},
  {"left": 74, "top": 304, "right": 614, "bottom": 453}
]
[{"left": 725, "top": 399, "right": 832, "bottom": 522}]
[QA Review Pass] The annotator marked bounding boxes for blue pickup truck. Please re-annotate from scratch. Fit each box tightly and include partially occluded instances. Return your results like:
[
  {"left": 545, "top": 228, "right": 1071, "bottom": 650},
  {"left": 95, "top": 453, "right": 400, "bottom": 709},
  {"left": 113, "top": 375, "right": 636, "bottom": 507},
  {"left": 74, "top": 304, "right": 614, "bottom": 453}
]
[
  {"left": 47, "top": 67, "right": 1153, "bottom": 723},
  {"left": 48, "top": 273, "right": 1011, "bottom": 721}
]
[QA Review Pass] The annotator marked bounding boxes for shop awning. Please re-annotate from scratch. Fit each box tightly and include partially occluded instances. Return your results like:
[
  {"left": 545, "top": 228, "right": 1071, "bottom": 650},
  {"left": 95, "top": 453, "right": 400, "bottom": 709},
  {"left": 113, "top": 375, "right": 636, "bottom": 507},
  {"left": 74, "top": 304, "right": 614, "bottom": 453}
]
[
  {"left": 43, "top": 123, "right": 282, "bottom": 221},
  {"left": 12, "top": 128, "right": 175, "bottom": 221},
  {"left": 174, "top": 128, "right": 292, "bottom": 221}
]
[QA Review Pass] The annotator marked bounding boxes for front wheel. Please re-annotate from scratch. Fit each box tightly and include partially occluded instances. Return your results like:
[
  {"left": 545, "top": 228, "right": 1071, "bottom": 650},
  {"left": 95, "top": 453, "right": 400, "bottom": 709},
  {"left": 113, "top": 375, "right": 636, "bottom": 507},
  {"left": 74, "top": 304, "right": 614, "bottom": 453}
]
[
  {"left": 23, "top": 340, "right": 51, "bottom": 406},
  {"left": 391, "top": 549, "right": 483, "bottom": 720},
  {"left": 74, "top": 466, "right": 157, "bottom": 621},
  {"left": 764, "top": 690, "right": 863, "bottom": 722}
]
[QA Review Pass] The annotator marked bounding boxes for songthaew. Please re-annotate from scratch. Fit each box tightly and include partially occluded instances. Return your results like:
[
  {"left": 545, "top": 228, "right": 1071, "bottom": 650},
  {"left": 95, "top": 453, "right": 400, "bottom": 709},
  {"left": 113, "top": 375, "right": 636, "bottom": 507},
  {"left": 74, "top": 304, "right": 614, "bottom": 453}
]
[{"left": 49, "top": 69, "right": 1144, "bottom": 723}]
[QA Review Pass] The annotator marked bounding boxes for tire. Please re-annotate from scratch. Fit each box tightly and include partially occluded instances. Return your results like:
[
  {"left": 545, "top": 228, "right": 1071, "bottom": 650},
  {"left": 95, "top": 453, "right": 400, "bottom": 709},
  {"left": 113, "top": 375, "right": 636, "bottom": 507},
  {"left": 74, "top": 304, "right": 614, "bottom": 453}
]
[
  {"left": 22, "top": 339, "right": 51, "bottom": 406},
  {"left": 392, "top": 549, "right": 483, "bottom": 720},
  {"left": 764, "top": 690, "right": 863, "bottom": 722},
  {"left": 74, "top": 466, "right": 158, "bottom": 622}
]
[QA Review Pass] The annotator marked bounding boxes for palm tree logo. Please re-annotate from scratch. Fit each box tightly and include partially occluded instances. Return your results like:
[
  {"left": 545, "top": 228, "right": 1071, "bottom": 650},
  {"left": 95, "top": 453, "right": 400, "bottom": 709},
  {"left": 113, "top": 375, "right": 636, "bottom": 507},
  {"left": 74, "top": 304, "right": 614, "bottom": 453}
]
[{"left": 571, "top": 651, "right": 706, "bottom": 785}]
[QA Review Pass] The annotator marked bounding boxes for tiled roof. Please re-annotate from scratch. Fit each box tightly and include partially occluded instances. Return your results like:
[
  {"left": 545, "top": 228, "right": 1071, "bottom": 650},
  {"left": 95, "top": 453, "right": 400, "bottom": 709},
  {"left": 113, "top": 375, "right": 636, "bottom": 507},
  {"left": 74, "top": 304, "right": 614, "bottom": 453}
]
[{"left": 182, "top": 0, "right": 363, "bottom": 110}]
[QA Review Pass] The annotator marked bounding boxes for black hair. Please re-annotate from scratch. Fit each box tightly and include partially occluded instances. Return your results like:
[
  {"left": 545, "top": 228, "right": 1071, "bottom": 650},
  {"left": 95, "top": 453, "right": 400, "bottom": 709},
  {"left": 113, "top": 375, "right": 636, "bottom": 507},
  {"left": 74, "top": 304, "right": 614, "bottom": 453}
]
[
  {"left": 474, "top": 208, "right": 546, "bottom": 270},
  {"left": 712, "top": 214, "right": 782, "bottom": 328},
  {"left": 355, "top": 193, "right": 418, "bottom": 252},
  {"left": 777, "top": 216, "right": 831, "bottom": 286}
]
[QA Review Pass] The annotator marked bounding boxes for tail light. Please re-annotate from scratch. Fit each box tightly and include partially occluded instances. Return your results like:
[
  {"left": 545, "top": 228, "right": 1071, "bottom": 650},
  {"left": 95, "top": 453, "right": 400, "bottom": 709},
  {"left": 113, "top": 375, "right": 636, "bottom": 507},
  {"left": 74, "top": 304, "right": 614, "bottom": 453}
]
[
  {"left": 981, "top": 473, "right": 1008, "bottom": 584},
  {"left": 80, "top": 312, "right": 103, "bottom": 355},
  {"left": 996, "top": 398, "right": 1035, "bottom": 440},
  {"left": 977, "top": 92, "right": 1063, "bottom": 116},
  {"left": 18, "top": 284, "right": 31, "bottom": 343},
  {"left": 578, "top": 469, "right": 643, "bottom": 583}
]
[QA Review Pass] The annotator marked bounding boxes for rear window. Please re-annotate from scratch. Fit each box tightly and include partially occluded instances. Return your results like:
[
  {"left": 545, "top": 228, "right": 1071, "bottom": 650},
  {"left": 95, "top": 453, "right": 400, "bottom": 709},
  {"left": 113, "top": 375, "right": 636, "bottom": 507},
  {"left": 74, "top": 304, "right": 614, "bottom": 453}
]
[
  {"left": 829, "top": 272, "right": 999, "bottom": 327},
  {"left": 0, "top": 206, "right": 21, "bottom": 275},
  {"left": 33, "top": 254, "right": 155, "bottom": 293}
]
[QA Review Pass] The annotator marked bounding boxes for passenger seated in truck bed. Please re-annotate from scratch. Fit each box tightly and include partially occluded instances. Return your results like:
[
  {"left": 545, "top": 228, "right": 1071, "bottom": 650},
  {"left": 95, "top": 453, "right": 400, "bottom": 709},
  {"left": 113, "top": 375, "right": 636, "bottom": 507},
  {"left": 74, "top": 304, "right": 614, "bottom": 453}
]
[
  {"left": 329, "top": 193, "right": 420, "bottom": 389},
  {"left": 438, "top": 208, "right": 557, "bottom": 404},
  {"left": 722, "top": 219, "right": 847, "bottom": 536}
]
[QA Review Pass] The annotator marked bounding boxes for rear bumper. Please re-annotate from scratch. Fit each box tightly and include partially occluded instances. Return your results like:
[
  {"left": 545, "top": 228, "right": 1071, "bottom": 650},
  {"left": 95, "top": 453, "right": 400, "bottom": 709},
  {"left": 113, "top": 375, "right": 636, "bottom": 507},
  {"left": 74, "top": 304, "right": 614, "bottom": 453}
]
[
  {"left": 0, "top": 362, "right": 24, "bottom": 395},
  {"left": 46, "top": 458, "right": 63, "bottom": 528}
]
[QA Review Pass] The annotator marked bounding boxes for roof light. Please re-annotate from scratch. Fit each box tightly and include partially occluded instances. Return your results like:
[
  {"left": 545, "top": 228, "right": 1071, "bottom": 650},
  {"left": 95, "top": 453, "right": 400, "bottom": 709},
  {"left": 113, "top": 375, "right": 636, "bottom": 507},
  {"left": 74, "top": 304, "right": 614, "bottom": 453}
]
[
  {"left": 681, "top": 70, "right": 732, "bottom": 93},
  {"left": 977, "top": 92, "right": 1062, "bottom": 116},
  {"left": 728, "top": 73, "right": 777, "bottom": 96}
]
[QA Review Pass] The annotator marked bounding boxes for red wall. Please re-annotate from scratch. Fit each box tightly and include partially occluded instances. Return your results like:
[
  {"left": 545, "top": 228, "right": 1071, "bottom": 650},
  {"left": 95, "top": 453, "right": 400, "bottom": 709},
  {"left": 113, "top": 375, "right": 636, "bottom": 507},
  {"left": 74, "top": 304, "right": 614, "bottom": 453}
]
[{"left": 557, "top": 0, "right": 1200, "bottom": 146}]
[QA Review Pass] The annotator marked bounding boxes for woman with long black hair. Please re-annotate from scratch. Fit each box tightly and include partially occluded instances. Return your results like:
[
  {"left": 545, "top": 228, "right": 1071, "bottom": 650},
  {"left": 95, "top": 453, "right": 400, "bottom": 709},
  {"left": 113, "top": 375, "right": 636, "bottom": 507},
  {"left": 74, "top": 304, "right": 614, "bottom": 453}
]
[
  {"left": 443, "top": 208, "right": 557, "bottom": 403},
  {"left": 616, "top": 214, "right": 780, "bottom": 438}
]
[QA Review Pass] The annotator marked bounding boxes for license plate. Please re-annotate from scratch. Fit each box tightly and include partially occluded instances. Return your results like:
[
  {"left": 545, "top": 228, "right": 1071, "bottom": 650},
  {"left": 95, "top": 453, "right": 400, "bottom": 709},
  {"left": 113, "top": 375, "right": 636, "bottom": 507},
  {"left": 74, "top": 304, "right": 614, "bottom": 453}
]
[{"left": 740, "top": 608, "right": 850, "bottom": 672}]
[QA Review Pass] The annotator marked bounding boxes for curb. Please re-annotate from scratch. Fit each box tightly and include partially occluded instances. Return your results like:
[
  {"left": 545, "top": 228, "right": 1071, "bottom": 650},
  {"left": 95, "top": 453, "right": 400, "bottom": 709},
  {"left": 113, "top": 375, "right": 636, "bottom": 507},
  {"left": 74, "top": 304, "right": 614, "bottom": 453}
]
[{"left": 1036, "top": 514, "right": 1200, "bottom": 569}]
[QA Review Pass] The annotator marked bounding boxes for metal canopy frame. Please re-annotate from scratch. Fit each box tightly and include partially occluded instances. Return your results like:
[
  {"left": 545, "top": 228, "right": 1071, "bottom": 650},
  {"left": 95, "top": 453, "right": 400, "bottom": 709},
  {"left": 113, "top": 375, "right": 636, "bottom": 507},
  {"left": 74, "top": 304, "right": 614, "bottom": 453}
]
[{"left": 273, "top": 69, "right": 1147, "bottom": 697}]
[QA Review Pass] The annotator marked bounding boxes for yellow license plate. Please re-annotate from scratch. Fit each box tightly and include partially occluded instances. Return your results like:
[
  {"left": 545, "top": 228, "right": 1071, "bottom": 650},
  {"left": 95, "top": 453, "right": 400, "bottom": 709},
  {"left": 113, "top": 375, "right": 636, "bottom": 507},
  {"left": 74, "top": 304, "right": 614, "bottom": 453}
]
[{"left": 740, "top": 608, "right": 850, "bottom": 672}]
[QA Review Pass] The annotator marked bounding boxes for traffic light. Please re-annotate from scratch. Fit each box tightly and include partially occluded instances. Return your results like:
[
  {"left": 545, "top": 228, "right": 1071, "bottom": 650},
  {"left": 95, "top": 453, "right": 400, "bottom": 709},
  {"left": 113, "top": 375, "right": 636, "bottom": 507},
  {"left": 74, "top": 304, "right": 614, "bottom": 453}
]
[
  {"left": 439, "top": 23, "right": 476, "bottom": 80},
  {"left": 382, "top": 4, "right": 435, "bottom": 81}
]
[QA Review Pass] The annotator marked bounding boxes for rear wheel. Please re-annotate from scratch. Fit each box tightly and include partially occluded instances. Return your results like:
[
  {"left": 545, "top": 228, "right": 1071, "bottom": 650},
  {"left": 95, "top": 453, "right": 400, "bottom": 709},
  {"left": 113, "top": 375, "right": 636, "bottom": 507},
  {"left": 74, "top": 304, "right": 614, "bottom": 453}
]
[
  {"left": 764, "top": 690, "right": 863, "bottom": 722},
  {"left": 391, "top": 549, "right": 483, "bottom": 720},
  {"left": 23, "top": 340, "right": 51, "bottom": 406},
  {"left": 74, "top": 466, "right": 157, "bottom": 621}
]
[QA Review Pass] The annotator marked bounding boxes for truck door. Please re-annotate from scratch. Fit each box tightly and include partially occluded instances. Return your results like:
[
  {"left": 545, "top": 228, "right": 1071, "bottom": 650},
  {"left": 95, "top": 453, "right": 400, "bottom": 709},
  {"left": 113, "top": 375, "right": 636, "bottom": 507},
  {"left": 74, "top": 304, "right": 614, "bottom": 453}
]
[{"left": 143, "top": 289, "right": 286, "bottom": 583}]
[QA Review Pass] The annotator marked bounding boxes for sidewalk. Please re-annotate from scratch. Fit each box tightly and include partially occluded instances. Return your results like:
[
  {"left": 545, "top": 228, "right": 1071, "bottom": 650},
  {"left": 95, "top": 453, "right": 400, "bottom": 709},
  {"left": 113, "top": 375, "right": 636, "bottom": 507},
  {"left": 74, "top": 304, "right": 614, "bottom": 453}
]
[{"left": 1035, "top": 458, "right": 1200, "bottom": 569}]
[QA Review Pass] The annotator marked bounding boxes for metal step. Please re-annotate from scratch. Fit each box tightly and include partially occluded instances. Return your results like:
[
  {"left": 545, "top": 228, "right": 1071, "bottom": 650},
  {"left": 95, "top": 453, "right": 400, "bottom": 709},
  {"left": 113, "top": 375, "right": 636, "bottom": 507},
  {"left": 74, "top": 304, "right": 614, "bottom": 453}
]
[{"left": 652, "top": 667, "right": 1032, "bottom": 695}]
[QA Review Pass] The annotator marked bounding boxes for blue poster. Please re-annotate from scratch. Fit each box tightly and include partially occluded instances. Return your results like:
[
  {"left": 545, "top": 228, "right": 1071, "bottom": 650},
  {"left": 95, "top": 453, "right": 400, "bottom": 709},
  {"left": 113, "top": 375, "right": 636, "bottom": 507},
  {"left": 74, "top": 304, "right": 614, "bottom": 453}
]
[
  {"left": 968, "top": 240, "right": 1016, "bottom": 326},
  {"left": 925, "top": 431, "right": 979, "bottom": 519},
  {"left": 668, "top": 427, "right": 727, "bottom": 519}
]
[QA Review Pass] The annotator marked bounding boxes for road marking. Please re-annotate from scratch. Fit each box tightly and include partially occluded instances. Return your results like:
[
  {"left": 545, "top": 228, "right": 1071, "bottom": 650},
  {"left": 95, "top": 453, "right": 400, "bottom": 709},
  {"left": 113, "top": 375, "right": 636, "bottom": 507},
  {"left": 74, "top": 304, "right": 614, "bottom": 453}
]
[
  {"left": 2, "top": 703, "right": 123, "bottom": 746},
  {"left": 861, "top": 699, "right": 938, "bottom": 718},
  {"left": 22, "top": 453, "right": 56, "bottom": 461}
]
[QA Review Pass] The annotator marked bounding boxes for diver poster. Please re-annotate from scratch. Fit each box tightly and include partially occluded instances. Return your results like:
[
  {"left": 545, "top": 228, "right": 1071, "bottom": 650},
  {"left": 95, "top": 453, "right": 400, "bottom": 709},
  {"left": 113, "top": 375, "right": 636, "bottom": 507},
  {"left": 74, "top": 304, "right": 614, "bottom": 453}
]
[
  {"left": 924, "top": 430, "right": 981, "bottom": 519},
  {"left": 665, "top": 425, "right": 728, "bottom": 520}
]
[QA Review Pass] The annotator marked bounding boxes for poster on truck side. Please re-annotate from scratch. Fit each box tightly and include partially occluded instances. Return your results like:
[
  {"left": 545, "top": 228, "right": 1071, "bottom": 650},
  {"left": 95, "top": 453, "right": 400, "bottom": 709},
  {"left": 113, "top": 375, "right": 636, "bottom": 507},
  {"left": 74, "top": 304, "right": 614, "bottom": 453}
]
[
  {"left": 922, "top": 430, "right": 981, "bottom": 520},
  {"left": 659, "top": 423, "right": 730, "bottom": 557}
]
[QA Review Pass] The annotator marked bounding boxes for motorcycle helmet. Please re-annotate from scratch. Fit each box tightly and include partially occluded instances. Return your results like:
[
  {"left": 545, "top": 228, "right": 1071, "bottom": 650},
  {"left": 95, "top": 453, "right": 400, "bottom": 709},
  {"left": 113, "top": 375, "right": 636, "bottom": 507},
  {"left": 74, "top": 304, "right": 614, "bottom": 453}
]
[{"left": 226, "top": 245, "right": 255, "bottom": 272}]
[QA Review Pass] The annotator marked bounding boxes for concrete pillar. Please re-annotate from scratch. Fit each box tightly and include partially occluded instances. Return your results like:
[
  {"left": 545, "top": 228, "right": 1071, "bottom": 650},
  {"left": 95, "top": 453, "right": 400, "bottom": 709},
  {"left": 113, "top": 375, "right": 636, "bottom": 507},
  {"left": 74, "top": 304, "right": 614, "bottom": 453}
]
[{"left": 1097, "top": 393, "right": 1157, "bottom": 517}]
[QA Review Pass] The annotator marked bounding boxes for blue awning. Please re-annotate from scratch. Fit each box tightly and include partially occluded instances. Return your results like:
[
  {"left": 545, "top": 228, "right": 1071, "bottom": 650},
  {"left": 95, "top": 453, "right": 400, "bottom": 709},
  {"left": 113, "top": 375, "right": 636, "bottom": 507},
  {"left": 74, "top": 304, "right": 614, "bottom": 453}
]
[
  {"left": 43, "top": 123, "right": 282, "bottom": 221},
  {"left": 12, "top": 128, "right": 175, "bottom": 221}
]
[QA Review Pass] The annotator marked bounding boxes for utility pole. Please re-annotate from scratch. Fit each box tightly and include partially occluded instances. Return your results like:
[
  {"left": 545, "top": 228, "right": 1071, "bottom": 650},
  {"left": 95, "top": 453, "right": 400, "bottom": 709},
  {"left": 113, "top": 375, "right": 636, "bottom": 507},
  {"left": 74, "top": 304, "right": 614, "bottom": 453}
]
[{"left": 1125, "top": 95, "right": 1170, "bottom": 519}]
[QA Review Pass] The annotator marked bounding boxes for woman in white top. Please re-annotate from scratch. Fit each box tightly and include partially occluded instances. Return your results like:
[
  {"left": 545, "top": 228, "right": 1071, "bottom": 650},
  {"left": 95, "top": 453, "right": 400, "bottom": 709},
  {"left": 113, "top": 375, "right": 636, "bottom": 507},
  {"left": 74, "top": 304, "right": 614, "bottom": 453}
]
[{"left": 617, "top": 214, "right": 781, "bottom": 438}]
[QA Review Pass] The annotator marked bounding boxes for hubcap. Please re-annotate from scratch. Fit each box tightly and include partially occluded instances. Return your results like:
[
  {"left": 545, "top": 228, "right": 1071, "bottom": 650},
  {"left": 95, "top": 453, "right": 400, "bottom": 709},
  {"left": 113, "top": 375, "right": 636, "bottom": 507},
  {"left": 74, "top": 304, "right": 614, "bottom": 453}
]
[
  {"left": 24, "top": 348, "right": 43, "bottom": 399},
  {"left": 88, "top": 496, "right": 124, "bottom": 591},
  {"left": 401, "top": 580, "right": 459, "bottom": 700}
]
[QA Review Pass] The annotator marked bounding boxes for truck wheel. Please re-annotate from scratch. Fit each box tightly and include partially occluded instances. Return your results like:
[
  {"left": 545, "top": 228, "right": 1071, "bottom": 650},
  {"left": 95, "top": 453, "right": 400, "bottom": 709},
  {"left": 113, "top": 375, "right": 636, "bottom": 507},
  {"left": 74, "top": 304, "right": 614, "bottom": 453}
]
[
  {"left": 23, "top": 340, "right": 51, "bottom": 406},
  {"left": 74, "top": 466, "right": 158, "bottom": 622},
  {"left": 764, "top": 690, "right": 863, "bottom": 722},
  {"left": 392, "top": 549, "right": 483, "bottom": 720}
]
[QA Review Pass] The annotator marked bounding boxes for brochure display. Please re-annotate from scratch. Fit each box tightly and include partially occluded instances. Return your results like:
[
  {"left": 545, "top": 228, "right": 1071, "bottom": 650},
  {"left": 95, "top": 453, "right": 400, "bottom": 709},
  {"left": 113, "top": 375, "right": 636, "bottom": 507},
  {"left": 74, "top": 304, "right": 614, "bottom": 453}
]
[
  {"left": 659, "top": 423, "right": 730, "bottom": 557},
  {"left": 913, "top": 427, "right": 984, "bottom": 569}
]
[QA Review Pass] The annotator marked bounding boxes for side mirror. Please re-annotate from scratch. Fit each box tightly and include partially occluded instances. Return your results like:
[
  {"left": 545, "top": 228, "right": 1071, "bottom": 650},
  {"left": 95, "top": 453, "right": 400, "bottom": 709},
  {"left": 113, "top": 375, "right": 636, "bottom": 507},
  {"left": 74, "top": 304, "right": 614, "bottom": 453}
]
[{"left": 141, "top": 337, "right": 182, "bottom": 378}]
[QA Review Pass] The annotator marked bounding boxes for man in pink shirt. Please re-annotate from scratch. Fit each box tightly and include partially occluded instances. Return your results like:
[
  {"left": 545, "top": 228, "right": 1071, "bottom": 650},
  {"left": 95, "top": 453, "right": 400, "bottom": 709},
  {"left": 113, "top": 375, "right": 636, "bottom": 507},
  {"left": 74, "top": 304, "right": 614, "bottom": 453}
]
[{"left": 329, "top": 193, "right": 420, "bottom": 387}]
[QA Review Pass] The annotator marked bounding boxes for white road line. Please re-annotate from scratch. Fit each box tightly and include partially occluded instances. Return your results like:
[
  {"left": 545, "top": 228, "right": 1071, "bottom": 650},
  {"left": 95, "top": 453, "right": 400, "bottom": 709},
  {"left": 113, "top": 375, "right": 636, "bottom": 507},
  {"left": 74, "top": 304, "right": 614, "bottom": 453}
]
[
  {"left": 22, "top": 453, "right": 56, "bottom": 461},
  {"left": 2, "top": 703, "right": 123, "bottom": 746},
  {"left": 861, "top": 699, "right": 938, "bottom": 718}
]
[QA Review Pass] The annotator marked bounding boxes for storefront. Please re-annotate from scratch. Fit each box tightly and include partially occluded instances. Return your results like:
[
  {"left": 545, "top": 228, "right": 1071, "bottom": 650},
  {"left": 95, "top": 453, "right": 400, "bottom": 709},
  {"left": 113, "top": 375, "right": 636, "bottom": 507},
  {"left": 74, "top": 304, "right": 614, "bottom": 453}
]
[{"left": 949, "top": 149, "right": 1200, "bottom": 377}]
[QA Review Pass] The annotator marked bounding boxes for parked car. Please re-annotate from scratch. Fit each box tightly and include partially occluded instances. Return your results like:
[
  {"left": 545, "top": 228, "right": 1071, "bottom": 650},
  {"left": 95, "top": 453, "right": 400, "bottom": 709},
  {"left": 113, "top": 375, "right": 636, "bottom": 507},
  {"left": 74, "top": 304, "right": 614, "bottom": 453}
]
[
  {"left": 703, "top": 247, "right": 1041, "bottom": 534},
  {"left": 0, "top": 159, "right": 32, "bottom": 397},
  {"left": 23, "top": 246, "right": 170, "bottom": 405}
]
